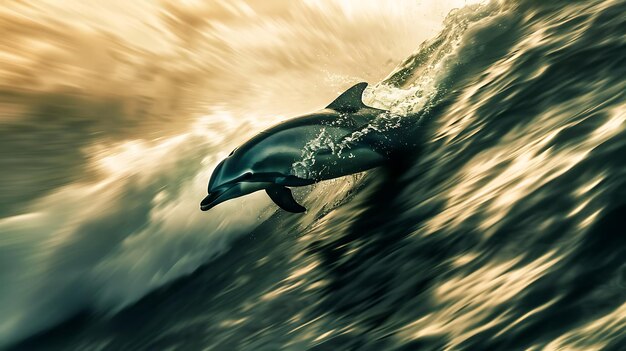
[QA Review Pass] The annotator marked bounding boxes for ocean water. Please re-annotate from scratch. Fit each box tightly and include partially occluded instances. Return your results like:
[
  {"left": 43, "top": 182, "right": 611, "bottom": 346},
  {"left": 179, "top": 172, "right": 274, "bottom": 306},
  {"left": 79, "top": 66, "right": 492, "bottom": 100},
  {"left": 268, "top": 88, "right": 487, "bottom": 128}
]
[{"left": 1, "top": 0, "right": 625, "bottom": 350}]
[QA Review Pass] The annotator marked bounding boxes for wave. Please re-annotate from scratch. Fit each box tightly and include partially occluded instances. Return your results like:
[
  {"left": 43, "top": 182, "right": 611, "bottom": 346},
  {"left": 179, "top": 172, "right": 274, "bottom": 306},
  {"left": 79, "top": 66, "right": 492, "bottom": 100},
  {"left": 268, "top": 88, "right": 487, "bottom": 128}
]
[
  {"left": 0, "top": 0, "right": 473, "bottom": 347},
  {"left": 3, "top": 0, "right": 626, "bottom": 349}
]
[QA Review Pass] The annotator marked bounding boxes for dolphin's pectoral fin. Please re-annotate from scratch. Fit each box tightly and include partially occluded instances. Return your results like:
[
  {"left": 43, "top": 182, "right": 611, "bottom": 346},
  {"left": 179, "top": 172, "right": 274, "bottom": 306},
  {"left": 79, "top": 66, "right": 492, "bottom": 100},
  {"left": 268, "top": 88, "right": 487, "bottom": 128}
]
[
  {"left": 266, "top": 185, "right": 306, "bottom": 213},
  {"left": 326, "top": 82, "right": 369, "bottom": 113}
]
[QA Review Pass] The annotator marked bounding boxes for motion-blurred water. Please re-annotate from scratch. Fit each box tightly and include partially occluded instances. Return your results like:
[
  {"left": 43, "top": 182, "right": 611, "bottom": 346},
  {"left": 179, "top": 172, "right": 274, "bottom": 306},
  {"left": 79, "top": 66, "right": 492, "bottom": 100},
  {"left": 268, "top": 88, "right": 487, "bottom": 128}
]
[{"left": 1, "top": 0, "right": 625, "bottom": 350}]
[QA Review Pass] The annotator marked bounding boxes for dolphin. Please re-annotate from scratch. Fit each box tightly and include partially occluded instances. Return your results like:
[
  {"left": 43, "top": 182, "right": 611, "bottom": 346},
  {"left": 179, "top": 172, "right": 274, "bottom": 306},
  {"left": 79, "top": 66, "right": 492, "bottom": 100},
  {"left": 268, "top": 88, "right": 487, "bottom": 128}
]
[{"left": 200, "top": 82, "right": 408, "bottom": 213}]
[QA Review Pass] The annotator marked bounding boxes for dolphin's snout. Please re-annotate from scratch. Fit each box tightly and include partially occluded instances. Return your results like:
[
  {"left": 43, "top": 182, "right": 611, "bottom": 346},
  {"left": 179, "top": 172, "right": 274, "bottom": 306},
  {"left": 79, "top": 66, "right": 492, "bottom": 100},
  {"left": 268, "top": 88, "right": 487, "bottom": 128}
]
[
  {"left": 200, "top": 190, "right": 224, "bottom": 211},
  {"left": 201, "top": 180, "right": 273, "bottom": 212}
]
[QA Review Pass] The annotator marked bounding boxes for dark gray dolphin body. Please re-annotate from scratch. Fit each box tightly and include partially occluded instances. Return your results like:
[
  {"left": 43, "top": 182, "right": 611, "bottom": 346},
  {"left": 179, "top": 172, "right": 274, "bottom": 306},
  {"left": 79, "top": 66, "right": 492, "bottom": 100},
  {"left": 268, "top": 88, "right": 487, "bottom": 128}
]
[{"left": 201, "top": 82, "right": 408, "bottom": 213}]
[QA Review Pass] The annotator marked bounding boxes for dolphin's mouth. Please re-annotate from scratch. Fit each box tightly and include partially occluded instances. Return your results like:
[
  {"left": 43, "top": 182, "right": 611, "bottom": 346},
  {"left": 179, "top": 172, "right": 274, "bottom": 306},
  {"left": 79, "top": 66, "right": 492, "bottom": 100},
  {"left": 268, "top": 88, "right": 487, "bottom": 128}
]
[{"left": 200, "top": 187, "right": 229, "bottom": 211}]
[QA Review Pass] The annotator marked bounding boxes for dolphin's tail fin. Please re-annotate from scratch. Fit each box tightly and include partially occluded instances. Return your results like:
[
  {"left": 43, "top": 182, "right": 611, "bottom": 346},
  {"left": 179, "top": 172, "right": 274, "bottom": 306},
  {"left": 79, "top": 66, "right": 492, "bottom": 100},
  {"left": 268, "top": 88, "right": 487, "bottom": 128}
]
[{"left": 266, "top": 185, "right": 306, "bottom": 213}]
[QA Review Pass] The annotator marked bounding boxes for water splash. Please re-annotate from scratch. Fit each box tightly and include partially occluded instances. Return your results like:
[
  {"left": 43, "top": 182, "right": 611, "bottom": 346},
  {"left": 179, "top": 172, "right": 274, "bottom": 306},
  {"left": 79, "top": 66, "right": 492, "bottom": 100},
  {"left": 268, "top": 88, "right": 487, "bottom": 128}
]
[{"left": 292, "top": 111, "right": 403, "bottom": 178}]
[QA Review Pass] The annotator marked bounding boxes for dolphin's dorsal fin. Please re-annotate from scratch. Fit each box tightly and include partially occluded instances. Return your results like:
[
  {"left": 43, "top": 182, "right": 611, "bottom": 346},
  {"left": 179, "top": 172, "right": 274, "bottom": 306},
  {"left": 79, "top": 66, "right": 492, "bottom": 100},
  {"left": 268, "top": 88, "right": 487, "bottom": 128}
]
[
  {"left": 326, "top": 82, "right": 369, "bottom": 113},
  {"left": 266, "top": 185, "right": 306, "bottom": 213}
]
